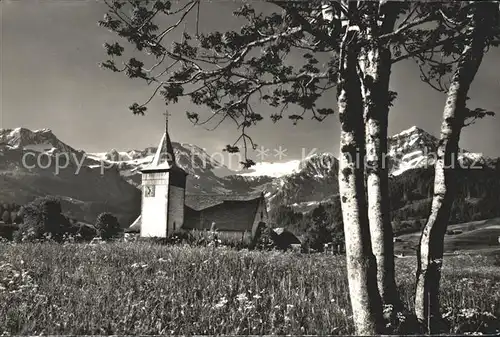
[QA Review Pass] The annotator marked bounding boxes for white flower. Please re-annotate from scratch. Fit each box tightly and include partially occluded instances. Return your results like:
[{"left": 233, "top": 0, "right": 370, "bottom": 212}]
[
  {"left": 236, "top": 293, "right": 248, "bottom": 302},
  {"left": 213, "top": 297, "right": 228, "bottom": 309}
]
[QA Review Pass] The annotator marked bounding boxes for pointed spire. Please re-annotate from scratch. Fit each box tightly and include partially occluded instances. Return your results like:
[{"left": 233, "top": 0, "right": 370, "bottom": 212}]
[{"left": 147, "top": 110, "right": 177, "bottom": 169}]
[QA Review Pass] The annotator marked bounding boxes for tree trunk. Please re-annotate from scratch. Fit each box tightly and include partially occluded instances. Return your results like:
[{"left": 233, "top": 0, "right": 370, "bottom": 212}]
[
  {"left": 337, "top": 19, "right": 384, "bottom": 335},
  {"left": 357, "top": 2, "right": 401, "bottom": 309},
  {"left": 415, "top": 2, "right": 495, "bottom": 332},
  {"left": 359, "top": 46, "right": 398, "bottom": 308}
]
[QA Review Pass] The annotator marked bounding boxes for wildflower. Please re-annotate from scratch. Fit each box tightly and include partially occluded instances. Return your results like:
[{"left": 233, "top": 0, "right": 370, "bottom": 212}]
[
  {"left": 213, "top": 297, "right": 228, "bottom": 309},
  {"left": 244, "top": 304, "right": 255, "bottom": 310},
  {"left": 236, "top": 293, "right": 248, "bottom": 302},
  {"left": 459, "top": 308, "right": 479, "bottom": 319}
]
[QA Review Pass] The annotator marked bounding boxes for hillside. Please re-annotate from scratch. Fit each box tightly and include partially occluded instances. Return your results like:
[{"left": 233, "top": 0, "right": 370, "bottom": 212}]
[
  {"left": 394, "top": 217, "right": 500, "bottom": 255},
  {"left": 0, "top": 128, "right": 140, "bottom": 225}
]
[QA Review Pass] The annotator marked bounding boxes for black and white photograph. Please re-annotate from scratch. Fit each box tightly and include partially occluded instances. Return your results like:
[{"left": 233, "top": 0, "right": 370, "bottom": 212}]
[{"left": 1, "top": 0, "right": 500, "bottom": 335}]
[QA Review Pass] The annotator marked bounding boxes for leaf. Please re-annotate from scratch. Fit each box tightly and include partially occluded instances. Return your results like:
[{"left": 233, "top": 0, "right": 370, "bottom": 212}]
[
  {"left": 223, "top": 145, "right": 240, "bottom": 153},
  {"left": 270, "top": 114, "right": 283, "bottom": 123},
  {"left": 240, "top": 159, "right": 256, "bottom": 169},
  {"left": 104, "top": 42, "right": 124, "bottom": 57},
  {"left": 129, "top": 103, "right": 147, "bottom": 115},
  {"left": 186, "top": 111, "right": 199, "bottom": 124}
]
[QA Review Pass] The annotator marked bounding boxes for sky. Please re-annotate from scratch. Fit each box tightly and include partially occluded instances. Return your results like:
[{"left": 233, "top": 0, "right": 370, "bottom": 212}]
[{"left": 1, "top": 0, "right": 500, "bottom": 170}]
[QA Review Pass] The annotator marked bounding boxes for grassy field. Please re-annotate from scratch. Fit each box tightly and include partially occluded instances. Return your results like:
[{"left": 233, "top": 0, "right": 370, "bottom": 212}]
[{"left": 1, "top": 242, "right": 499, "bottom": 335}]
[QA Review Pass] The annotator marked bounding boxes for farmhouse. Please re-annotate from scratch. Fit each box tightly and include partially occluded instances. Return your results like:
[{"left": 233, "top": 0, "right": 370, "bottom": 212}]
[{"left": 127, "top": 115, "right": 268, "bottom": 240}]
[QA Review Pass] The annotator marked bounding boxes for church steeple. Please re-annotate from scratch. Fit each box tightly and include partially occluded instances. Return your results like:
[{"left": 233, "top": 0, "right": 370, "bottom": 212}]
[
  {"left": 147, "top": 110, "right": 177, "bottom": 169},
  {"left": 139, "top": 109, "right": 188, "bottom": 238}
]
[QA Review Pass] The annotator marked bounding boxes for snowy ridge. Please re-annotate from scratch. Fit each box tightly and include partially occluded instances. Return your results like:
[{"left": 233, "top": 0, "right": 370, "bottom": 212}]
[
  {"left": 0, "top": 127, "right": 82, "bottom": 155},
  {"left": 388, "top": 126, "right": 488, "bottom": 176},
  {"left": 238, "top": 160, "right": 301, "bottom": 178}
]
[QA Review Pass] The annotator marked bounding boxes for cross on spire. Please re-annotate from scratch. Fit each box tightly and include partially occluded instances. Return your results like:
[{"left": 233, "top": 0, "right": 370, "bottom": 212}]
[{"left": 163, "top": 110, "right": 171, "bottom": 136}]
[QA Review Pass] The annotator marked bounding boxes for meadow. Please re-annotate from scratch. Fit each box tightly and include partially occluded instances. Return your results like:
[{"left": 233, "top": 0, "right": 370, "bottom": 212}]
[{"left": 1, "top": 242, "right": 499, "bottom": 335}]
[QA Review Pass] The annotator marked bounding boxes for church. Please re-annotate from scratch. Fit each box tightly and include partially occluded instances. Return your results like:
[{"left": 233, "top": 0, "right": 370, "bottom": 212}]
[{"left": 127, "top": 114, "right": 268, "bottom": 240}]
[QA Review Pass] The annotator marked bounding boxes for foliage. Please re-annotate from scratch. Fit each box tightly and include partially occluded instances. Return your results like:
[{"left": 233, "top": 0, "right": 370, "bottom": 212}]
[
  {"left": 95, "top": 212, "right": 122, "bottom": 241},
  {"left": 14, "top": 196, "right": 71, "bottom": 243}
]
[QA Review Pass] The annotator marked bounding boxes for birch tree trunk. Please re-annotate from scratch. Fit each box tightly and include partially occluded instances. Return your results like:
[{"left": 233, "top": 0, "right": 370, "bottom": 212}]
[
  {"left": 337, "top": 15, "right": 384, "bottom": 335},
  {"left": 415, "top": 2, "right": 496, "bottom": 331},
  {"left": 357, "top": 3, "right": 400, "bottom": 309}
]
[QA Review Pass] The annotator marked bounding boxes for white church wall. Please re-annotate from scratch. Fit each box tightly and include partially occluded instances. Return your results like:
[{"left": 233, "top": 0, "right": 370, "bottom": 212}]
[{"left": 141, "top": 173, "right": 169, "bottom": 238}]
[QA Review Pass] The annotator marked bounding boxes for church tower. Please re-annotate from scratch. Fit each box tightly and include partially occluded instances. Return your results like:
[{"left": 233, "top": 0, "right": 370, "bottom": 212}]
[{"left": 139, "top": 111, "right": 188, "bottom": 237}]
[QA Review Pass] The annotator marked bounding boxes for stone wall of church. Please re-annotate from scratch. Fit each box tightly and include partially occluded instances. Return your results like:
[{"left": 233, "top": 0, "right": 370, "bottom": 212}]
[
  {"left": 141, "top": 172, "right": 169, "bottom": 237},
  {"left": 217, "top": 230, "right": 251, "bottom": 242},
  {"left": 251, "top": 198, "right": 268, "bottom": 238},
  {"left": 167, "top": 185, "right": 185, "bottom": 234}
]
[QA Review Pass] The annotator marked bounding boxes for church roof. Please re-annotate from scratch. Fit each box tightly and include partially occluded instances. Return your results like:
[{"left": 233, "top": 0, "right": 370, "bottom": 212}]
[
  {"left": 141, "top": 111, "right": 185, "bottom": 173},
  {"left": 127, "top": 214, "right": 141, "bottom": 232},
  {"left": 184, "top": 194, "right": 263, "bottom": 211},
  {"left": 183, "top": 195, "right": 264, "bottom": 232},
  {"left": 142, "top": 132, "right": 181, "bottom": 172}
]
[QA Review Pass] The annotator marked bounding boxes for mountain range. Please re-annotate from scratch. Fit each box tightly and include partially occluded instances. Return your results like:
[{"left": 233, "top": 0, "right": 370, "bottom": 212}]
[{"left": 0, "top": 126, "right": 496, "bottom": 227}]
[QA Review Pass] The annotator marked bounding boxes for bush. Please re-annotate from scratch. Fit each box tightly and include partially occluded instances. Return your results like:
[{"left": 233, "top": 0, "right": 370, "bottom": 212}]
[
  {"left": 250, "top": 222, "right": 277, "bottom": 251},
  {"left": 95, "top": 212, "right": 121, "bottom": 241},
  {"left": 15, "top": 196, "right": 70, "bottom": 242},
  {"left": 302, "top": 204, "right": 337, "bottom": 252},
  {"left": 2, "top": 210, "right": 11, "bottom": 224}
]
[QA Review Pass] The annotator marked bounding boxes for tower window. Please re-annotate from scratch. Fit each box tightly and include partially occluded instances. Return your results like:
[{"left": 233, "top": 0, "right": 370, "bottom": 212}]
[{"left": 145, "top": 185, "right": 156, "bottom": 197}]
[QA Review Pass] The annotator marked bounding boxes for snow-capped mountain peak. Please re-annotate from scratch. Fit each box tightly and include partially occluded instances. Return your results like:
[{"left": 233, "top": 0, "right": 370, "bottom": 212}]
[
  {"left": 0, "top": 127, "right": 81, "bottom": 155},
  {"left": 388, "top": 125, "right": 488, "bottom": 176}
]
